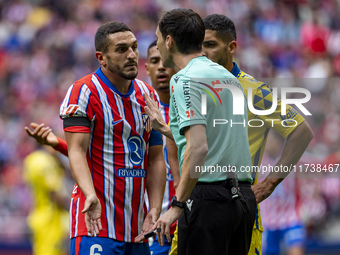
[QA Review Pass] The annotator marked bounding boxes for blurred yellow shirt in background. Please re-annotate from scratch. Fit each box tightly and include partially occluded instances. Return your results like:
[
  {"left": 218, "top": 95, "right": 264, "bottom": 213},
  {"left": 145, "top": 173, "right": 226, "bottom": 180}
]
[{"left": 24, "top": 150, "right": 69, "bottom": 255}]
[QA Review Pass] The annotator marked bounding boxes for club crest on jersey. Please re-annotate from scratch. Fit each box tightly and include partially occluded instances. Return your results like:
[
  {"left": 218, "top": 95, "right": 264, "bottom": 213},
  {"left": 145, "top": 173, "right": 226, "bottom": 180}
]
[{"left": 142, "top": 113, "right": 151, "bottom": 132}]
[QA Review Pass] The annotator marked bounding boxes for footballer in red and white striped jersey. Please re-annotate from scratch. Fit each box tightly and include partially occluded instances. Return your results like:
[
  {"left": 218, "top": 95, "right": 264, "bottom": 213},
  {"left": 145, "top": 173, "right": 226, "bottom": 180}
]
[{"left": 60, "top": 67, "right": 162, "bottom": 242}]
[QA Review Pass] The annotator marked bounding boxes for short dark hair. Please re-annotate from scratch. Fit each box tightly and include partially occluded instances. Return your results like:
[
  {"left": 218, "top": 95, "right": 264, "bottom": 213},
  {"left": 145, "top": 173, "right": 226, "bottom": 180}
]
[
  {"left": 158, "top": 8, "right": 204, "bottom": 54},
  {"left": 203, "top": 14, "right": 237, "bottom": 43},
  {"left": 95, "top": 22, "right": 131, "bottom": 53},
  {"left": 147, "top": 40, "right": 157, "bottom": 57}
]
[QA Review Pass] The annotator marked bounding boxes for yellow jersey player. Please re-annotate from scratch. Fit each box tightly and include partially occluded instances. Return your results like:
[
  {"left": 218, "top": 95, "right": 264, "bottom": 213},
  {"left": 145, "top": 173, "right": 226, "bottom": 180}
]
[
  {"left": 169, "top": 14, "right": 313, "bottom": 255},
  {"left": 23, "top": 148, "right": 69, "bottom": 255}
]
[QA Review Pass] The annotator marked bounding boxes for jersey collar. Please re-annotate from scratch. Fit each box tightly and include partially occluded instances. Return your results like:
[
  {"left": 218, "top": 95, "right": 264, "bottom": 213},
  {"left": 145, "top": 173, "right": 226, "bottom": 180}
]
[
  {"left": 231, "top": 62, "right": 241, "bottom": 78},
  {"left": 94, "top": 67, "right": 135, "bottom": 97},
  {"left": 160, "top": 101, "right": 169, "bottom": 108}
]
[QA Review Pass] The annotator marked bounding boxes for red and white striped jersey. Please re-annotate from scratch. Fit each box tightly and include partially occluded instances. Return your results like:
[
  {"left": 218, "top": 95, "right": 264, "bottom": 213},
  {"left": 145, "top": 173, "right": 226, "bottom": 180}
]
[
  {"left": 159, "top": 102, "right": 176, "bottom": 235},
  {"left": 60, "top": 68, "right": 162, "bottom": 242}
]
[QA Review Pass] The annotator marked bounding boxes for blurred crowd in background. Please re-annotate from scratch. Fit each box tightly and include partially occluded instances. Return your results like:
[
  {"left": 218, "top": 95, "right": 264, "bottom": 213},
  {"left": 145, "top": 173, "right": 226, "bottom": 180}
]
[{"left": 0, "top": 0, "right": 339, "bottom": 252}]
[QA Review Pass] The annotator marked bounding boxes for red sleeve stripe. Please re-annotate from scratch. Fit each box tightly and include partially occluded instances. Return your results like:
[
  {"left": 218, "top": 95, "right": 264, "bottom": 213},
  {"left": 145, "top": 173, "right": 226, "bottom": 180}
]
[{"left": 64, "top": 126, "right": 90, "bottom": 133}]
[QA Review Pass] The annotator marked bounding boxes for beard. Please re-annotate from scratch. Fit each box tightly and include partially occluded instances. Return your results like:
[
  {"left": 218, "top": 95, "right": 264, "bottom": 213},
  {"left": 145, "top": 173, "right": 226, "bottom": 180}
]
[
  {"left": 161, "top": 54, "right": 174, "bottom": 69},
  {"left": 217, "top": 54, "right": 228, "bottom": 68},
  {"left": 107, "top": 57, "right": 138, "bottom": 80}
]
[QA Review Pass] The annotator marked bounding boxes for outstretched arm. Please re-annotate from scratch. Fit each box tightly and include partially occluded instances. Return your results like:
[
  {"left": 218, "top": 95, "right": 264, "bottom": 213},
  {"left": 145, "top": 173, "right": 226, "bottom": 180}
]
[
  {"left": 25, "top": 122, "right": 68, "bottom": 156},
  {"left": 252, "top": 121, "right": 314, "bottom": 203}
]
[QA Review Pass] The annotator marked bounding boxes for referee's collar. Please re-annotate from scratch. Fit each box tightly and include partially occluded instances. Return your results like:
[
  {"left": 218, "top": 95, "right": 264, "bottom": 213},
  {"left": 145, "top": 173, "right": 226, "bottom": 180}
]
[
  {"left": 94, "top": 67, "right": 135, "bottom": 97},
  {"left": 231, "top": 62, "right": 241, "bottom": 78}
]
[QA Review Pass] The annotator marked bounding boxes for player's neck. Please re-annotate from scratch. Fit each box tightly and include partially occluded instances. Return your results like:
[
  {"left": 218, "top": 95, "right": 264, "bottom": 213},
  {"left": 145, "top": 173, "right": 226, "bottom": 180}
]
[
  {"left": 113, "top": 79, "right": 131, "bottom": 94},
  {"left": 157, "top": 91, "right": 170, "bottom": 105},
  {"left": 225, "top": 60, "right": 234, "bottom": 73},
  {"left": 173, "top": 52, "right": 203, "bottom": 70}
]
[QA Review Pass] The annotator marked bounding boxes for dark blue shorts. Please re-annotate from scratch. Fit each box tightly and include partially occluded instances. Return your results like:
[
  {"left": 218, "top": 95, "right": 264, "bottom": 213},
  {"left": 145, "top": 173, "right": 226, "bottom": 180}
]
[
  {"left": 149, "top": 235, "right": 173, "bottom": 255},
  {"left": 71, "top": 236, "right": 150, "bottom": 255},
  {"left": 263, "top": 224, "right": 306, "bottom": 255}
]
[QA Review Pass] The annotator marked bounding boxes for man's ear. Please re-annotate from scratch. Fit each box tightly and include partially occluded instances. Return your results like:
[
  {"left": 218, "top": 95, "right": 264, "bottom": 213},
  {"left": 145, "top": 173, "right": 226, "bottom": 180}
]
[
  {"left": 96, "top": 51, "right": 106, "bottom": 67},
  {"left": 145, "top": 62, "right": 150, "bottom": 75},
  {"left": 228, "top": 41, "right": 237, "bottom": 55},
  {"left": 166, "top": 35, "right": 174, "bottom": 50}
]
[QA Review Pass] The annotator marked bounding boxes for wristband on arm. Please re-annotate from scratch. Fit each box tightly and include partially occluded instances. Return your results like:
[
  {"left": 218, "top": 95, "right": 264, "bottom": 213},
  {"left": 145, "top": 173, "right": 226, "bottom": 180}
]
[{"left": 53, "top": 137, "right": 68, "bottom": 156}]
